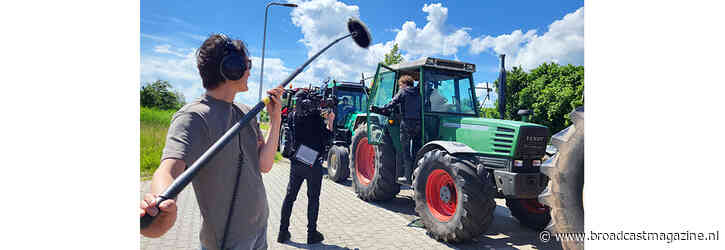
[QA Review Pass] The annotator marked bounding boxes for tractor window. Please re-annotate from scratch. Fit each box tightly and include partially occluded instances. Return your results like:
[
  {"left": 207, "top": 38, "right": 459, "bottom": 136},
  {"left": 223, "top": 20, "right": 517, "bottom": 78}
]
[
  {"left": 372, "top": 71, "right": 396, "bottom": 107},
  {"left": 424, "top": 70, "right": 476, "bottom": 115},
  {"left": 335, "top": 88, "right": 367, "bottom": 126}
]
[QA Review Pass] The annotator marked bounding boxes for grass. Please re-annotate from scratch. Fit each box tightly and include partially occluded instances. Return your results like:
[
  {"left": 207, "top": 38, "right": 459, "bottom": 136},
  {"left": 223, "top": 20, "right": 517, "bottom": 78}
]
[
  {"left": 141, "top": 109, "right": 283, "bottom": 179},
  {"left": 140, "top": 107, "right": 176, "bottom": 178}
]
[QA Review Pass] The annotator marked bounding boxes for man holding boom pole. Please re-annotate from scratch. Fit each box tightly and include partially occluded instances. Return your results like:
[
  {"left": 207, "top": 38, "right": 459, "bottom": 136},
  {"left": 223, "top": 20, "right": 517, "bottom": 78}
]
[{"left": 140, "top": 34, "right": 283, "bottom": 250}]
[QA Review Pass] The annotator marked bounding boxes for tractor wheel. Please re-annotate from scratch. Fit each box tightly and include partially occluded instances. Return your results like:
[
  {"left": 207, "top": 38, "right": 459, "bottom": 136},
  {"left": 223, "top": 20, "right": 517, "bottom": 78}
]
[
  {"left": 350, "top": 123, "right": 400, "bottom": 201},
  {"left": 326, "top": 145, "right": 350, "bottom": 183},
  {"left": 505, "top": 198, "right": 551, "bottom": 231},
  {"left": 279, "top": 126, "right": 288, "bottom": 154},
  {"left": 539, "top": 107, "right": 584, "bottom": 250},
  {"left": 413, "top": 149, "right": 496, "bottom": 243}
]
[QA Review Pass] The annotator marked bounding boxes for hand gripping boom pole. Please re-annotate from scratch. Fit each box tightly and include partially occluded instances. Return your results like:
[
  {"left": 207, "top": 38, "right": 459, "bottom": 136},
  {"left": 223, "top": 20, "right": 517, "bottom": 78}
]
[{"left": 141, "top": 18, "right": 371, "bottom": 229}]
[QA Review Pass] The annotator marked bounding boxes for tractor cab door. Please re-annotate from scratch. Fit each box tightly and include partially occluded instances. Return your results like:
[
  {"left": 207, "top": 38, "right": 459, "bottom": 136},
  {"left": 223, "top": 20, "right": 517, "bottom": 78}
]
[{"left": 367, "top": 63, "right": 398, "bottom": 145}]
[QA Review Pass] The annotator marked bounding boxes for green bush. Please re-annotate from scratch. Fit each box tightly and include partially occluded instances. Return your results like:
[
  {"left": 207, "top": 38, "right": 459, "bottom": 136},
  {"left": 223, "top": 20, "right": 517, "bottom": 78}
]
[
  {"left": 490, "top": 63, "right": 584, "bottom": 133},
  {"left": 141, "top": 80, "right": 186, "bottom": 110}
]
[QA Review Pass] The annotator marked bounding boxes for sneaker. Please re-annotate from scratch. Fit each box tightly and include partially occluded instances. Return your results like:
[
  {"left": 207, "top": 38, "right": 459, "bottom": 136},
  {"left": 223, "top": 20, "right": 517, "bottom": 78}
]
[
  {"left": 307, "top": 231, "right": 324, "bottom": 244},
  {"left": 277, "top": 230, "right": 291, "bottom": 243}
]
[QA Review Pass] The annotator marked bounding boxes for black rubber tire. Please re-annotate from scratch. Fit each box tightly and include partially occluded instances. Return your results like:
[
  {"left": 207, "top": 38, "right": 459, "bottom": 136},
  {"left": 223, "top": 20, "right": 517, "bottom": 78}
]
[
  {"left": 279, "top": 126, "right": 288, "bottom": 155},
  {"left": 326, "top": 145, "right": 350, "bottom": 183},
  {"left": 413, "top": 149, "right": 496, "bottom": 243},
  {"left": 349, "top": 123, "right": 400, "bottom": 201},
  {"left": 505, "top": 198, "right": 552, "bottom": 231},
  {"left": 277, "top": 126, "right": 284, "bottom": 152},
  {"left": 539, "top": 107, "right": 584, "bottom": 250}
]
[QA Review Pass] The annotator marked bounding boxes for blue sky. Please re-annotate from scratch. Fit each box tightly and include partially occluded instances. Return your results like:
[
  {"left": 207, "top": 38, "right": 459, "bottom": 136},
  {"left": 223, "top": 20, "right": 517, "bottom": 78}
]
[{"left": 141, "top": 0, "right": 584, "bottom": 107}]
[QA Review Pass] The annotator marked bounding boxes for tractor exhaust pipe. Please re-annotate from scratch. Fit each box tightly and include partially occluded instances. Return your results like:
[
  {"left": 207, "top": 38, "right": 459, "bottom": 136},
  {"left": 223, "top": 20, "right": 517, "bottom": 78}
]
[{"left": 498, "top": 54, "right": 506, "bottom": 119}]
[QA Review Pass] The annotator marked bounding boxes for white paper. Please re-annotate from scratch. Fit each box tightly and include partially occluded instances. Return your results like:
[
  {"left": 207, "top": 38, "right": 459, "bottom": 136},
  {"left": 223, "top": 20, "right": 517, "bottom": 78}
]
[{"left": 295, "top": 144, "right": 319, "bottom": 166}]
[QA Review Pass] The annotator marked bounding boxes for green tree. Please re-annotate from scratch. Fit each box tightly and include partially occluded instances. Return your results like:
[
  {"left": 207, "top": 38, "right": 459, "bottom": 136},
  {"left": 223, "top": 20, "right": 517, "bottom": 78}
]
[
  {"left": 383, "top": 43, "right": 404, "bottom": 66},
  {"left": 140, "top": 80, "right": 186, "bottom": 110},
  {"left": 491, "top": 63, "right": 584, "bottom": 133}
]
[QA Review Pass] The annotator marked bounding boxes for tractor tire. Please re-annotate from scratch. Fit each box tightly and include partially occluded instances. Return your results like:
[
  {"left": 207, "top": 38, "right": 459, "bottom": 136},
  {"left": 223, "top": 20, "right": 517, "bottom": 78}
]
[
  {"left": 279, "top": 126, "right": 288, "bottom": 155},
  {"left": 505, "top": 198, "right": 551, "bottom": 231},
  {"left": 538, "top": 107, "right": 584, "bottom": 250},
  {"left": 413, "top": 149, "right": 496, "bottom": 243},
  {"left": 350, "top": 123, "right": 400, "bottom": 201},
  {"left": 327, "top": 145, "right": 350, "bottom": 183}
]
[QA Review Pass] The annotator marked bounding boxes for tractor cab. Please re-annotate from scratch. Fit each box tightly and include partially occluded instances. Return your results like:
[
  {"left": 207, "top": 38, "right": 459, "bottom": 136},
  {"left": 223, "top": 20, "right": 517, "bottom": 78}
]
[
  {"left": 366, "top": 57, "right": 479, "bottom": 151},
  {"left": 327, "top": 80, "right": 369, "bottom": 128}
]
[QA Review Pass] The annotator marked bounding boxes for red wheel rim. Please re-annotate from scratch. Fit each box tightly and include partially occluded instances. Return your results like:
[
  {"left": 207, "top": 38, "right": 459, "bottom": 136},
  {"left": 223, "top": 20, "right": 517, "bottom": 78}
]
[
  {"left": 521, "top": 199, "right": 549, "bottom": 214},
  {"left": 425, "top": 169, "right": 457, "bottom": 222},
  {"left": 355, "top": 137, "right": 375, "bottom": 186}
]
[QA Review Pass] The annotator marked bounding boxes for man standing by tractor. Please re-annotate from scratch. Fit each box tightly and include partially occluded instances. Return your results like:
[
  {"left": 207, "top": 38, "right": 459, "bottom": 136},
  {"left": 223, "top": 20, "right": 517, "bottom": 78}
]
[
  {"left": 277, "top": 90, "right": 335, "bottom": 244},
  {"left": 371, "top": 75, "right": 421, "bottom": 184}
]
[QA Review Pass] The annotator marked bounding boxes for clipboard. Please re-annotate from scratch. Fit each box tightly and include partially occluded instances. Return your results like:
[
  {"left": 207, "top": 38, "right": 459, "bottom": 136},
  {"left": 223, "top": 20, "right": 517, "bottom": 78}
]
[{"left": 294, "top": 144, "right": 319, "bottom": 166}]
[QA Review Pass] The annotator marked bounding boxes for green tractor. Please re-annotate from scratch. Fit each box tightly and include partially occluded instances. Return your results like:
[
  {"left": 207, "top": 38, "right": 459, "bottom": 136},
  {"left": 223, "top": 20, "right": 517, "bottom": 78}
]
[
  {"left": 324, "top": 78, "right": 371, "bottom": 183},
  {"left": 348, "top": 56, "right": 552, "bottom": 242}
]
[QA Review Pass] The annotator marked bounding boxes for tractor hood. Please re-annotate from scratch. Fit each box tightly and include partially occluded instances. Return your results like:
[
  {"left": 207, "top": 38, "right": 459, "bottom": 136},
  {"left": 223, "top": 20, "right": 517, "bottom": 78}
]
[{"left": 436, "top": 116, "right": 549, "bottom": 158}]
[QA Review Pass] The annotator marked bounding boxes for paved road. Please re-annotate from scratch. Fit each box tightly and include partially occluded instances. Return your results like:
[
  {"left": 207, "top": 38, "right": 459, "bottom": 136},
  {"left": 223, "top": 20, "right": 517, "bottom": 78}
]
[{"left": 140, "top": 158, "right": 562, "bottom": 250}]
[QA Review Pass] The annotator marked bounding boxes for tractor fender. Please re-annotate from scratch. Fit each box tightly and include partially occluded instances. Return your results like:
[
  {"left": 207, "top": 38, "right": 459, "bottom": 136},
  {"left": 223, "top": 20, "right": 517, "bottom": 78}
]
[{"left": 416, "top": 140, "right": 478, "bottom": 163}]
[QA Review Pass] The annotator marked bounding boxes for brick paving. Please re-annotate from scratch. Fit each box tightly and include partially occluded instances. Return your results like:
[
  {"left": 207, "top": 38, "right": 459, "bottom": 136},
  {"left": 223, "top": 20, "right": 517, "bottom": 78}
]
[{"left": 141, "top": 158, "right": 562, "bottom": 250}]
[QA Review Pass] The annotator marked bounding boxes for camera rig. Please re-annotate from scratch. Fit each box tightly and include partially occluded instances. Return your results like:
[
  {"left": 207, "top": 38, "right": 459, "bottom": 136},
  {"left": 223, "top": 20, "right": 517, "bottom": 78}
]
[{"left": 279, "top": 83, "right": 338, "bottom": 159}]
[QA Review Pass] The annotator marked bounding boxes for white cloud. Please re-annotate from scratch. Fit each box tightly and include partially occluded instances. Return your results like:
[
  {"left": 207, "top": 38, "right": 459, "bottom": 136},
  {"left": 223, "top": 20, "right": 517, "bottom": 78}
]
[
  {"left": 470, "top": 30, "right": 537, "bottom": 56},
  {"left": 141, "top": 33, "right": 170, "bottom": 42},
  {"left": 288, "top": 0, "right": 391, "bottom": 84},
  {"left": 393, "top": 3, "right": 472, "bottom": 59},
  {"left": 179, "top": 32, "right": 207, "bottom": 42},
  {"left": 285, "top": 1, "right": 478, "bottom": 83},
  {"left": 140, "top": 43, "right": 294, "bottom": 106},
  {"left": 140, "top": 46, "right": 201, "bottom": 101},
  {"left": 153, "top": 44, "right": 190, "bottom": 58},
  {"left": 470, "top": 7, "right": 584, "bottom": 70}
]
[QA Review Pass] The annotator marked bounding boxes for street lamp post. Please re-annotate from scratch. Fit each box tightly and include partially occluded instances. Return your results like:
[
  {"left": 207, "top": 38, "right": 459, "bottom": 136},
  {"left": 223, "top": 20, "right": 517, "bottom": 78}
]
[{"left": 259, "top": 2, "right": 298, "bottom": 107}]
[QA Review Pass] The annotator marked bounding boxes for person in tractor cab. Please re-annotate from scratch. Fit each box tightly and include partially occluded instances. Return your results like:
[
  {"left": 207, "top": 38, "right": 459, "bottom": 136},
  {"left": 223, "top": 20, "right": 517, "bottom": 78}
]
[
  {"left": 336, "top": 96, "right": 354, "bottom": 126},
  {"left": 370, "top": 74, "right": 421, "bottom": 184}
]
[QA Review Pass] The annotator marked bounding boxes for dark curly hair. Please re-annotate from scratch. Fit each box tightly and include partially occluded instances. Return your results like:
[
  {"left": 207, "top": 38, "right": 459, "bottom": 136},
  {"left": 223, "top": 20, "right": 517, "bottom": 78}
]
[
  {"left": 196, "top": 34, "right": 249, "bottom": 90},
  {"left": 399, "top": 74, "right": 415, "bottom": 87}
]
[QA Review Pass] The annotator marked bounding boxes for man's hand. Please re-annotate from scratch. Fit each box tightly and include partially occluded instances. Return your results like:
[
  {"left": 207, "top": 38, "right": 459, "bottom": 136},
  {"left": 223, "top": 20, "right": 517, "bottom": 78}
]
[
  {"left": 326, "top": 112, "right": 335, "bottom": 130},
  {"left": 266, "top": 87, "right": 284, "bottom": 124},
  {"left": 140, "top": 193, "right": 177, "bottom": 238}
]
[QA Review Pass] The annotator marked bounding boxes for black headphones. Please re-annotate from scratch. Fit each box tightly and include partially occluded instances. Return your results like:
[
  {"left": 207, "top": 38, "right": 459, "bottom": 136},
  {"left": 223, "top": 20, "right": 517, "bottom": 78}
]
[{"left": 218, "top": 34, "right": 248, "bottom": 81}]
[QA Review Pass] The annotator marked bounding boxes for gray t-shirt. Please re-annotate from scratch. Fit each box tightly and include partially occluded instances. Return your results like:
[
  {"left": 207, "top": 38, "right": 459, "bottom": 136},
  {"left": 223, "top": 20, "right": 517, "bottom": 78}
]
[{"left": 162, "top": 94, "right": 267, "bottom": 250}]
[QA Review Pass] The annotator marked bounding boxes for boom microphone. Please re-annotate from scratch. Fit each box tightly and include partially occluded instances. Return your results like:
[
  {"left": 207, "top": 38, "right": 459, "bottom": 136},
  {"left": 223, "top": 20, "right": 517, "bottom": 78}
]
[{"left": 141, "top": 17, "right": 371, "bottom": 229}]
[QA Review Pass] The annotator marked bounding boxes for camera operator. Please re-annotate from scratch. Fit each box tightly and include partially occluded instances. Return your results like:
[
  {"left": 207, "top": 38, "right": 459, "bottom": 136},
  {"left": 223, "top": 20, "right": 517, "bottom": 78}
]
[
  {"left": 277, "top": 90, "right": 335, "bottom": 244},
  {"left": 370, "top": 75, "right": 420, "bottom": 184}
]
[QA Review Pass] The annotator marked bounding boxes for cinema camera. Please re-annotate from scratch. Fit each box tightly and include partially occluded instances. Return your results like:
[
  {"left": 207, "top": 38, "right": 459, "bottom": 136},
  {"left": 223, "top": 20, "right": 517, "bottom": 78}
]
[
  {"left": 280, "top": 84, "right": 338, "bottom": 159},
  {"left": 294, "top": 85, "right": 338, "bottom": 117}
]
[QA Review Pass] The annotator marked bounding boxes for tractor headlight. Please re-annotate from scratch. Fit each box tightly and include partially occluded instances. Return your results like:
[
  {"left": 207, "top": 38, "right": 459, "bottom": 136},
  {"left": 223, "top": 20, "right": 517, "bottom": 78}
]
[
  {"left": 532, "top": 160, "right": 542, "bottom": 167},
  {"left": 513, "top": 160, "right": 524, "bottom": 168}
]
